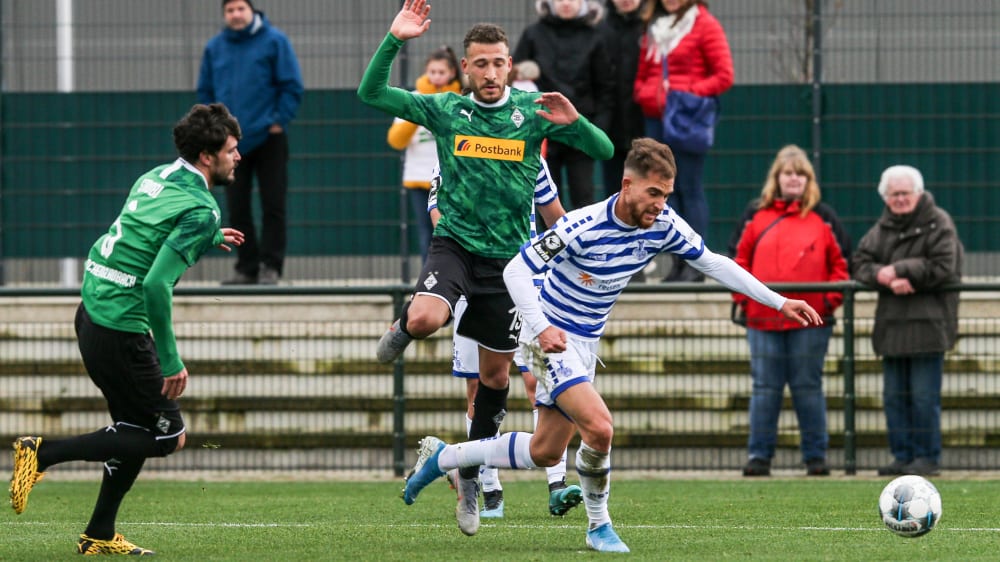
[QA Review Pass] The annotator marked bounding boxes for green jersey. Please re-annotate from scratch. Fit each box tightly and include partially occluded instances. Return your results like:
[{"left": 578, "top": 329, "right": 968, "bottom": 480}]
[
  {"left": 359, "top": 33, "right": 613, "bottom": 258},
  {"left": 82, "top": 158, "right": 223, "bottom": 334}
]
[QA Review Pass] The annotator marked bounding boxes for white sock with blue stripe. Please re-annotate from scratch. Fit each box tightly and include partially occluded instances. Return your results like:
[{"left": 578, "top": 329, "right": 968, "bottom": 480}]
[{"left": 441, "top": 431, "right": 537, "bottom": 471}]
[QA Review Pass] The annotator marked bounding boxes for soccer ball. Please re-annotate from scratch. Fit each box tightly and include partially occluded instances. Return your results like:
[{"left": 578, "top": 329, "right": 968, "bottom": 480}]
[{"left": 878, "top": 475, "right": 942, "bottom": 537}]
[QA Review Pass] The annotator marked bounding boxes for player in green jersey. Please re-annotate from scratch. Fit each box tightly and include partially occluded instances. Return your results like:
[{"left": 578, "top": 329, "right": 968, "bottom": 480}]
[
  {"left": 359, "top": 0, "right": 613, "bottom": 537},
  {"left": 9, "top": 103, "right": 244, "bottom": 556}
]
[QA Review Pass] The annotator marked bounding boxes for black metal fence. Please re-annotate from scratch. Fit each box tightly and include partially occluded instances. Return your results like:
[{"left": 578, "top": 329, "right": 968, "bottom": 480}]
[
  {"left": 2, "top": 282, "right": 997, "bottom": 476},
  {"left": 1, "top": 1, "right": 998, "bottom": 284}
]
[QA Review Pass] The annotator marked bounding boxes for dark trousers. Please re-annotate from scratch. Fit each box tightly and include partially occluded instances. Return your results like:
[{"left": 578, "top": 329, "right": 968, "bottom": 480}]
[
  {"left": 406, "top": 187, "right": 432, "bottom": 262},
  {"left": 547, "top": 140, "right": 596, "bottom": 210},
  {"left": 644, "top": 117, "right": 709, "bottom": 237},
  {"left": 601, "top": 146, "right": 627, "bottom": 196},
  {"left": 226, "top": 132, "right": 289, "bottom": 276},
  {"left": 883, "top": 354, "right": 943, "bottom": 463}
]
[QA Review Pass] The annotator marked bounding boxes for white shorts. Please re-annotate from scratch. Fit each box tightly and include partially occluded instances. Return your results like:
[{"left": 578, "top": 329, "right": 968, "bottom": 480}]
[
  {"left": 451, "top": 296, "right": 528, "bottom": 378},
  {"left": 530, "top": 335, "right": 599, "bottom": 407}
]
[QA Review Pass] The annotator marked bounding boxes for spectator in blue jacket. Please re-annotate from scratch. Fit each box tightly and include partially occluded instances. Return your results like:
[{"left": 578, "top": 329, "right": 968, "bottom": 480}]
[{"left": 199, "top": 0, "right": 303, "bottom": 285}]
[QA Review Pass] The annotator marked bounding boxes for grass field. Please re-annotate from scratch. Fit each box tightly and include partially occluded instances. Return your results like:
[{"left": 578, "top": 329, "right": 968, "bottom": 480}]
[{"left": 3, "top": 477, "right": 998, "bottom": 561}]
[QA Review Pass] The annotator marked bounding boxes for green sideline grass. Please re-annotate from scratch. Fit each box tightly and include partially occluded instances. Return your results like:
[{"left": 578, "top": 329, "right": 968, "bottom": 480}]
[{"left": 2, "top": 479, "right": 998, "bottom": 561}]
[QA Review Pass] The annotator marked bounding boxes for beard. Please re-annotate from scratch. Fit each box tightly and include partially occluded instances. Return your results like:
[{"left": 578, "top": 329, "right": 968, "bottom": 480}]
[{"left": 211, "top": 168, "right": 236, "bottom": 187}]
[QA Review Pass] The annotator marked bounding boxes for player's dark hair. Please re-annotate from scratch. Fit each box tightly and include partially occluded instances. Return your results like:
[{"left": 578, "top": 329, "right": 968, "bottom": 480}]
[
  {"left": 173, "top": 103, "right": 241, "bottom": 164},
  {"left": 463, "top": 23, "right": 509, "bottom": 52},
  {"left": 624, "top": 137, "right": 676, "bottom": 181}
]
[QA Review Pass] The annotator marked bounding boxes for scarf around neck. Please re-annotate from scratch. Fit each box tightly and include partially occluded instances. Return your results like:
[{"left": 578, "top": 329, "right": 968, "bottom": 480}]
[{"left": 646, "top": 7, "right": 699, "bottom": 62}]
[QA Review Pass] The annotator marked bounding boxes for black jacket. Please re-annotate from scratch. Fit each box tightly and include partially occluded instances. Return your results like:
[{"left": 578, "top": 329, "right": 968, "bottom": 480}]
[
  {"left": 852, "top": 192, "right": 963, "bottom": 356},
  {"left": 596, "top": 0, "right": 646, "bottom": 150},
  {"left": 513, "top": 1, "right": 615, "bottom": 133}
]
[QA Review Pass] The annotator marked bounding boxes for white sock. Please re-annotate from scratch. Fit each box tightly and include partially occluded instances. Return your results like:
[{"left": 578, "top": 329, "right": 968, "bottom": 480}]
[
  {"left": 546, "top": 449, "right": 568, "bottom": 486},
  {"left": 576, "top": 442, "right": 612, "bottom": 530},
  {"left": 438, "top": 432, "right": 537, "bottom": 471},
  {"left": 468, "top": 414, "right": 502, "bottom": 491}
]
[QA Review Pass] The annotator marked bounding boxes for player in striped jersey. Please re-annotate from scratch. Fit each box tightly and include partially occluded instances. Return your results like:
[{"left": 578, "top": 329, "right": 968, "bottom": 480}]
[
  {"left": 431, "top": 159, "right": 582, "bottom": 519},
  {"left": 9, "top": 104, "right": 244, "bottom": 555},
  {"left": 400, "top": 138, "right": 821, "bottom": 552}
]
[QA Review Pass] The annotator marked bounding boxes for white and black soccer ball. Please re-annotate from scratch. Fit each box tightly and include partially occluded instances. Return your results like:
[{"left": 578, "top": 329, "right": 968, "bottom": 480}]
[{"left": 878, "top": 475, "right": 942, "bottom": 537}]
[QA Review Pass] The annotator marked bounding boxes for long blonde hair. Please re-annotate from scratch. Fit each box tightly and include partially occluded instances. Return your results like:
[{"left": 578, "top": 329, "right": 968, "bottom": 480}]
[{"left": 758, "top": 145, "right": 821, "bottom": 217}]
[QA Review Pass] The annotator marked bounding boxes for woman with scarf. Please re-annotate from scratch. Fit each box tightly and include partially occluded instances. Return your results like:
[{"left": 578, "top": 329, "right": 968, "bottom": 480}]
[{"left": 633, "top": 0, "right": 733, "bottom": 282}]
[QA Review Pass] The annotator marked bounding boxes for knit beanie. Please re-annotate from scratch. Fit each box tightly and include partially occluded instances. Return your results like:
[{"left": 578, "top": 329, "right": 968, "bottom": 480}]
[{"left": 222, "top": 0, "right": 254, "bottom": 10}]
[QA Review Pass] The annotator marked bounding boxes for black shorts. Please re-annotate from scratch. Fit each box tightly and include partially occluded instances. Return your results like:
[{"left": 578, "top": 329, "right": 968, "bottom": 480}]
[
  {"left": 74, "top": 303, "right": 185, "bottom": 440},
  {"left": 414, "top": 236, "right": 520, "bottom": 352}
]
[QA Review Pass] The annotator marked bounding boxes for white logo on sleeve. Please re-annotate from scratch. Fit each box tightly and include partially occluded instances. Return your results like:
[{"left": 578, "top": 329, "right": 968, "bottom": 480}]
[{"left": 531, "top": 232, "right": 566, "bottom": 262}]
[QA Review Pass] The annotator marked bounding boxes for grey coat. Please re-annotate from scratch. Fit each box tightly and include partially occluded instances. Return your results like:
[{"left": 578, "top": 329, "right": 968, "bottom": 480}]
[{"left": 851, "top": 192, "right": 963, "bottom": 356}]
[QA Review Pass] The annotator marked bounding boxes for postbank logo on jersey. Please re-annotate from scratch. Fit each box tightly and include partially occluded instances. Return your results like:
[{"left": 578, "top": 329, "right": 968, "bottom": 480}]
[{"left": 454, "top": 135, "right": 525, "bottom": 162}]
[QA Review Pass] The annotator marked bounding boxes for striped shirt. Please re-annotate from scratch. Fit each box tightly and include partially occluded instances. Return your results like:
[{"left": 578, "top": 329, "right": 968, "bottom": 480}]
[{"left": 519, "top": 194, "right": 704, "bottom": 339}]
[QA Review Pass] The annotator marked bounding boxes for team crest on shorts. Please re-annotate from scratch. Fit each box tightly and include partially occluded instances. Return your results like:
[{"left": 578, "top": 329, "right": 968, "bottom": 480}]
[
  {"left": 423, "top": 272, "right": 438, "bottom": 290},
  {"left": 532, "top": 232, "right": 565, "bottom": 262},
  {"left": 155, "top": 414, "right": 170, "bottom": 434}
]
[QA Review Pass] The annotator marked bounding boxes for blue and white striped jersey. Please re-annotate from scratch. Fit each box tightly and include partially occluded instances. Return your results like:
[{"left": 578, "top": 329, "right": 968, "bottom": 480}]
[{"left": 518, "top": 193, "right": 705, "bottom": 340}]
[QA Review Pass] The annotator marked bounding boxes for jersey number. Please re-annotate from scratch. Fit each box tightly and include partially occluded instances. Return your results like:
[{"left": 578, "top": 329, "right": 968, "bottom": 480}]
[{"left": 100, "top": 218, "right": 123, "bottom": 258}]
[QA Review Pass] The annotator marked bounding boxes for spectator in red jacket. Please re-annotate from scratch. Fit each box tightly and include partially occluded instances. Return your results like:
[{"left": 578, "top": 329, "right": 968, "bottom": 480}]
[
  {"left": 633, "top": 0, "right": 733, "bottom": 281},
  {"left": 729, "top": 145, "right": 851, "bottom": 477}
]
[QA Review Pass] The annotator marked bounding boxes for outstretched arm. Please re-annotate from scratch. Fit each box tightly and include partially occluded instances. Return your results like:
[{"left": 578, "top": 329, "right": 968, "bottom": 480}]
[{"left": 689, "top": 248, "right": 823, "bottom": 326}]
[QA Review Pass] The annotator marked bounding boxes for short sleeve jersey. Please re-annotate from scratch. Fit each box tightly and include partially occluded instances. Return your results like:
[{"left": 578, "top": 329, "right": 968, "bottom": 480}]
[
  {"left": 401, "top": 88, "right": 570, "bottom": 259},
  {"left": 82, "top": 158, "right": 223, "bottom": 333}
]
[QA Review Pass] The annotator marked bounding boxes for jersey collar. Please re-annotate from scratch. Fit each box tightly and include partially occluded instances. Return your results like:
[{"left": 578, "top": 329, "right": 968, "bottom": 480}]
[{"left": 467, "top": 86, "right": 511, "bottom": 108}]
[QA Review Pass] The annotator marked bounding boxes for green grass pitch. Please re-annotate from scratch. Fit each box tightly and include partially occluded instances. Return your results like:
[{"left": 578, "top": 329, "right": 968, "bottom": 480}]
[{"left": 3, "top": 478, "right": 998, "bottom": 561}]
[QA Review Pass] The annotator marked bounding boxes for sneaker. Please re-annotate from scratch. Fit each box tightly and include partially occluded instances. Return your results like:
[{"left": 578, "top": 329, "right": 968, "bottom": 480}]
[
  {"left": 742, "top": 457, "right": 771, "bottom": 477},
  {"left": 805, "top": 458, "right": 831, "bottom": 476},
  {"left": 10, "top": 436, "right": 45, "bottom": 515},
  {"left": 455, "top": 473, "right": 481, "bottom": 536},
  {"left": 904, "top": 457, "right": 941, "bottom": 476},
  {"left": 258, "top": 266, "right": 280, "bottom": 285},
  {"left": 585, "top": 523, "right": 630, "bottom": 553},
  {"left": 548, "top": 480, "right": 583, "bottom": 516},
  {"left": 376, "top": 319, "right": 413, "bottom": 363},
  {"left": 877, "top": 458, "right": 910, "bottom": 476},
  {"left": 401, "top": 436, "right": 445, "bottom": 505},
  {"left": 78, "top": 533, "right": 155, "bottom": 556},
  {"left": 481, "top": 489, "right": 504, "bottom": 519},
  {"left": 221, "top": 271, "right": 257, "bottom": 285}
]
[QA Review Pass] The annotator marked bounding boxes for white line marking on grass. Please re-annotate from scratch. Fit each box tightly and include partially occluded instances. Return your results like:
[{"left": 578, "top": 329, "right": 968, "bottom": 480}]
[{"left": 10, "top": 521, "right": 999, "bottom": 533}]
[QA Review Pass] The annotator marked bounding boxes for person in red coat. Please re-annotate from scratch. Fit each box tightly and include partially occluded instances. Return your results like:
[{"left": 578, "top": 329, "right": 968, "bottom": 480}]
[
  {"left": 633, "top": 0, "right": 733, "bottom": 281},
  {"left": 729, "top": 145, "right": 851, "bottom": 477}
]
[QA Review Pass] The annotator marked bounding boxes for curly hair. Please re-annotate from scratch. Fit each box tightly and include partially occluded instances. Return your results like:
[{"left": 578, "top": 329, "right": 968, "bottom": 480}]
[{"left": 173, "top": 103, "right": 241, "bottom": 164}]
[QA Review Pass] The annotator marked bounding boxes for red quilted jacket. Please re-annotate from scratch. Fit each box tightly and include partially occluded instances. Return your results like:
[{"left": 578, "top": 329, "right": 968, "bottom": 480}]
[
  {"left": 732, "top": 200, "right": 850, "bottom": 331},
  {"left": 633, "top": 5, "right": 734, "bottom": 118}
]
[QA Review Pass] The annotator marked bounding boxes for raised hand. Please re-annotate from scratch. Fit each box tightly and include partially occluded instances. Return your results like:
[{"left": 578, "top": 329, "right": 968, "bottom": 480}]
[
  {"left": 390, "top": 0, "right": 432, "bottom": 41},
  {"left": 533, "top": 92, "right": 580, "bottom": 125}
]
